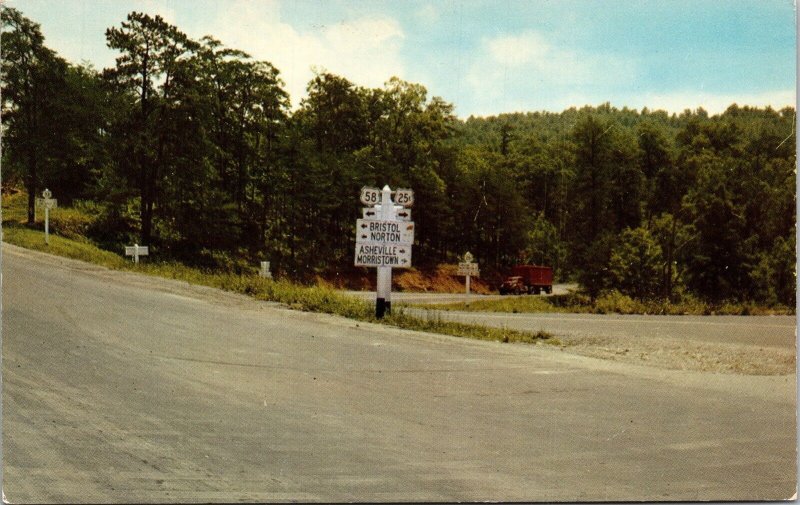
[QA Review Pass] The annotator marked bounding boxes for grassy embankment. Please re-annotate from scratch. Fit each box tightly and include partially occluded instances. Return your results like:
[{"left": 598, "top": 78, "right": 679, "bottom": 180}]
[
  {"left": 1, "top": 191, "right": 554, "bottom": 345},
  {"left": 419, "top": 289, "right": 794, "bottom": 316}
]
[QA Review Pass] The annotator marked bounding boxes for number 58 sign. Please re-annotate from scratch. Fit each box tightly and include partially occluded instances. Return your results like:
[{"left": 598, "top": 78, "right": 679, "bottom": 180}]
[{"left": 360, "top": 187, "right": 381, "bottom": 206}]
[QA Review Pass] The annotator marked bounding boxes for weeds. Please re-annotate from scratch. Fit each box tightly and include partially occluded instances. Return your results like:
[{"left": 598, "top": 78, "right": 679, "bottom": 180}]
[
  {"left": 2, "top": 222, "right": 554, "bottom": 345},
  {"left": 421, "top": 290, "right": 794, "bottom": 316}
]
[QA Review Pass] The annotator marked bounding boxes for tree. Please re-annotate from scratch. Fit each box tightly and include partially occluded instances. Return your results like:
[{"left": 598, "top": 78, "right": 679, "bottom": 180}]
[
  {"left": 104, "top": 12, "right": 198, "bottom": 245},
  {"left": 609, "top": 227, "right": 663, "bottom": 299},
  {"left": 1, "top": 7, "right": 67, "bottom": 222}
]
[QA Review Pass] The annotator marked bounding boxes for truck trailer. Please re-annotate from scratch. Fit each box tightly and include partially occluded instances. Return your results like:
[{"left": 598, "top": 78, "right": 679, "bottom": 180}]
[{"left": 499, "top": 265, "right": 553, "bottom": 295}]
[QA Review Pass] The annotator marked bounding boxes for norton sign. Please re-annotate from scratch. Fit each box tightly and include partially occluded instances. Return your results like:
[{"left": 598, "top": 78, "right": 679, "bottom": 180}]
[{"left": 355, "top": 219, "right": 414, "bottom": 245}]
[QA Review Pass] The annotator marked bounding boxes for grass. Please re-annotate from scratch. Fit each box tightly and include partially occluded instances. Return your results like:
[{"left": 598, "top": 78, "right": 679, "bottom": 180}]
[
  {"left": 1, "top": 192, "right": 553, "bottom": 345},
  {"left": 419, "top": 290, "right": 795, "bottom": 316}
]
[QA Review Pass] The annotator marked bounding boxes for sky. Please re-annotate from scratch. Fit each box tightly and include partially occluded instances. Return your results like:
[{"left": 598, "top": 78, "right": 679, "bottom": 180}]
[{"left": 7, "top": 0, "right": 797, "bottom": 118}]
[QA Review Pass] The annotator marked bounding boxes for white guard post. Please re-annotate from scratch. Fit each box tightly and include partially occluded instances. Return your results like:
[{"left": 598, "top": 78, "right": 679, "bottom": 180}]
[
  {"left": 125, "top": 243, "right": 149, "bottom": 264},
  {"left": 260, "top": 261, "right": 272, "bottom": 279}
]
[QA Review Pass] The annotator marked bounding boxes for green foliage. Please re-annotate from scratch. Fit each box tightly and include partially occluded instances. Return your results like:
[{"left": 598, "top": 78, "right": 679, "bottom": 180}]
[
  {"left": 2, "top": 8, "right": 796, "bottom": 308},
  {"left": 422, "top": 290, "right": 793, "bottom": 316},
  {"left": 609, "top": 227, "right": 663, "bottom": 299}
]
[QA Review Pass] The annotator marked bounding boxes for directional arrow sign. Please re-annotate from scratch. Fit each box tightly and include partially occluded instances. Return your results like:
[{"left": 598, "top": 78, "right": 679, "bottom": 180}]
[
  {"left": 35, "top": 197, "right": 57, "bottom": 210},
  {"left": 355, "top": 219, "right": 414, "bottom": 245},
  {"left": 395, "top": 209, "right": 412, "bottom": 221},
  {"left": 457, "top": 262, "right": 480, "bottom": 276},
  {"left": 362, "top": 207, "right": 379, "bottom": 219},
  {"left": 354, "top": 242, "right": 412, "bottom": 268}
]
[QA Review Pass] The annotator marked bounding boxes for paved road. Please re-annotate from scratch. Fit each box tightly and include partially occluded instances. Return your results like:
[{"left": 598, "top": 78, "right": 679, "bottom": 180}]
[
  {"left": 3, "top": 244, "right": 796, "bottom": 502},
  {"left": 405, "top": 309, "right": 796, "bottom": 349}
]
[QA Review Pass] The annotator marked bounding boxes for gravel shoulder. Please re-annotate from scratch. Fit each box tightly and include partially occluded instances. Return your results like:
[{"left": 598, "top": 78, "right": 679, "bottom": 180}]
[
  {"left": 404, "top": 307, "right": 796, "bottom": 376},
  {"left": 553, "top": 332, "right": 795, "bottom": 375}
]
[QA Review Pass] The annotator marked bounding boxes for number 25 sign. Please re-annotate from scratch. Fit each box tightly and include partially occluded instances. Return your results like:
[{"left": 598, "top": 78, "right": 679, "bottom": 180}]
[{"left": 394, "top": 188, "right": 414, "bottom": 207}]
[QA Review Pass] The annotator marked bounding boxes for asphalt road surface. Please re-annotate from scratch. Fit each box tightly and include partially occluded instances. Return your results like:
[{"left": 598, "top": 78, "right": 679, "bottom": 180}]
[{"left": 3, "top": 243, "right": 796, "bottom": 502}]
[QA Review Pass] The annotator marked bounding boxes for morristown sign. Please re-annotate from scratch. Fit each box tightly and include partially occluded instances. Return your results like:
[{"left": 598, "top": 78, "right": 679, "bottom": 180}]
[{"left": 354, "top": 243, "right": 412, "bottom": 267}]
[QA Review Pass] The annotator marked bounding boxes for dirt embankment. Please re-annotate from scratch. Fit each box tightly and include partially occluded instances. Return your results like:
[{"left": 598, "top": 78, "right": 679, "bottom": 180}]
[{"left": 319, "top": 264, "right": 497, "bottom": 294}]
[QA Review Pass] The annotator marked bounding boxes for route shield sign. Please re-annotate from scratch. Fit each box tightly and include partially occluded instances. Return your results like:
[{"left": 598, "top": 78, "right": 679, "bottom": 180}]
[
  {"left": 393, "top": 188, "right": 414, "bottom": 207},
  {"left": 354, "top": 242, "right": 412, "bottom": 268},
  {"left": 360, "top": 186, "right": 381, "bottom": 206},
  {"left": 355, "top": 219, "right": 414, "bottom": 245}
]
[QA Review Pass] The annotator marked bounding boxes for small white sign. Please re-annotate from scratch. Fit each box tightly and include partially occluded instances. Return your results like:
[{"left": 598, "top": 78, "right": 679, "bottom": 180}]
[
  {"left": 394, "top": 188, "right": 414, "bottom": 207},
  {"left": 354, "top": 242, "right": 412, "bottom": 268},
  {"left": 457, "top": 262, "right": 480, "bottom": 276},
  {"left": 356, "top": 219, "right": 414, "bottom": 245},
  {"left": 362, "top": 207, "right": 379, "bottom": 219},
  {"left": 360, "top": 186, "right": 381, "bottom": 206},
  {"left": 125, "top": 244, "right": 149, "bottom": 264},
  {"left": 35, "top": 197, "right": 57, "bottom": 210}
]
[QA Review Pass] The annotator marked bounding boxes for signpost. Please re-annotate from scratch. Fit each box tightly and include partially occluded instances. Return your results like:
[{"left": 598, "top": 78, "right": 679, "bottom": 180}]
[
  {"left": 356, "top": 185, "right": 414, "bottom": 318},
  {"left": 457, "top": 251, "right": 480, "bottom": 296},
  {"left": 35, "top": 188, "right": 57, "bottom": 245},
  {"left": 125, "top": 244, "right": 149, "bottom": 264}
]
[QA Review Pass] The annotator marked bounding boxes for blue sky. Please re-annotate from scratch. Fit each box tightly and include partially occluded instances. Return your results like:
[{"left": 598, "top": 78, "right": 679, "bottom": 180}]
[{"left": 8, "top": 0, "right": 797, "bottom": 117}]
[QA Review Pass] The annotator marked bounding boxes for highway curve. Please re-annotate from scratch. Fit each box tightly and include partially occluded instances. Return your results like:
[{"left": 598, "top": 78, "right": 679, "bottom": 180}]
[{"left": 3, "top": 243, "right": 796, "bottom": 502}]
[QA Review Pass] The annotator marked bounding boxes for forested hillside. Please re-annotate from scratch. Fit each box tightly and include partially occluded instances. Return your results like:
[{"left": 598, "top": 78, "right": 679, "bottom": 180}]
[{"left": 2, "top": 8, "right": 795, "bottom": 305}]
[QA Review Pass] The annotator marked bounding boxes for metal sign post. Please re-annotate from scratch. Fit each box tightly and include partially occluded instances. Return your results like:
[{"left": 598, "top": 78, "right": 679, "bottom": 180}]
[
  {"left": 356, "top": 185, "right": 415, "bottom": 319},
  {"left": 376, "top": 186, "right": 394, "bottom": 318},
  {"left": 35, "top": 189, "right": 57, "bottom": 245},
  {"left": 124, "top": 243, "right": 149, "bottom": 264}
]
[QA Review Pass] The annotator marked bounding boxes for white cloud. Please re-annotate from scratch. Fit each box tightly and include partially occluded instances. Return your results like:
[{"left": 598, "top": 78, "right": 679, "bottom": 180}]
[
  {"left": 415, "top": 4, "right": 439, "bottom": 24},
  {"left": 466, "top": 30, "right": 637, "bottom": 114},
  {"left": 206, "top": 0, "right": 406, "bottom": 108}
]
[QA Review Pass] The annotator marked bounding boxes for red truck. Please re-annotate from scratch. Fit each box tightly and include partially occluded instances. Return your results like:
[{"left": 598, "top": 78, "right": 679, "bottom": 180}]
[{"left": 499, "top": 265, "right": 553, "bottom": 295}]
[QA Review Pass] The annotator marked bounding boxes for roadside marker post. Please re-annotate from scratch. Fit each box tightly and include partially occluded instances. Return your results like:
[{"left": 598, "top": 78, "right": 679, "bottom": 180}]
[
  {"left": 35, "top": 188, "right": 57, "bottom": 245},
  {"left": 457, "top": 252, "right": 480, "bottom": 298},
  {"left": 125, "top": 243, "right": 149, "bottom": 264},
  {"left": 355, "top": 185, "right": 414, "bottom": 319},
  {"left": 260, "top": 261, "right": 272, "bottom": 279}
]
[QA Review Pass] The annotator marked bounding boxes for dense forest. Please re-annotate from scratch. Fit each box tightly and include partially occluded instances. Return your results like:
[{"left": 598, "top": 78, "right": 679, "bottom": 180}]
[{"left": 2, "top": 8, "right": 796, "bottom": 305}]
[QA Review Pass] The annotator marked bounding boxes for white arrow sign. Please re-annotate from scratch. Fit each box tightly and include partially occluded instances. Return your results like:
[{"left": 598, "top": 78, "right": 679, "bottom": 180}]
[
  {"left": 354, "top": 242, "right": 412, "bottom": 268},
  {"left": 356, "top": 219, "right": 414, "bottom": 245}
]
